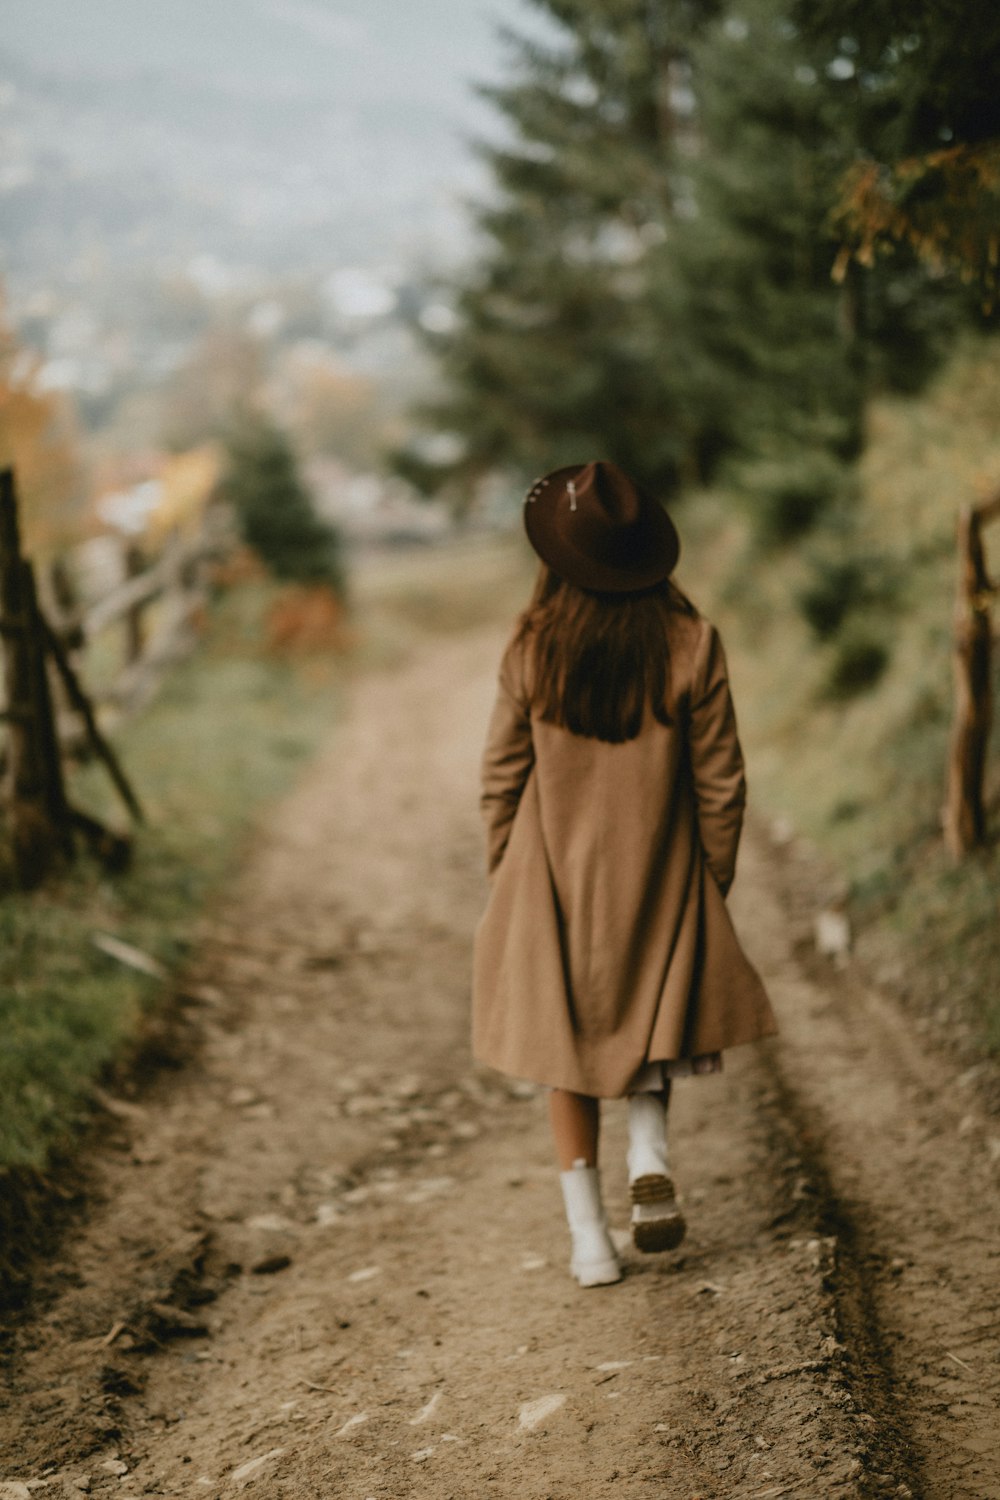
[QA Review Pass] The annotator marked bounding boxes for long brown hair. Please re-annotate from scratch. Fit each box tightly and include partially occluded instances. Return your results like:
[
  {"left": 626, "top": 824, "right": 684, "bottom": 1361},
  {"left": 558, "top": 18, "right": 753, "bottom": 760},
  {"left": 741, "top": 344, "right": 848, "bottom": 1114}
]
[{"left": 514, "top": 565, "right": 696, "bottom": 744}]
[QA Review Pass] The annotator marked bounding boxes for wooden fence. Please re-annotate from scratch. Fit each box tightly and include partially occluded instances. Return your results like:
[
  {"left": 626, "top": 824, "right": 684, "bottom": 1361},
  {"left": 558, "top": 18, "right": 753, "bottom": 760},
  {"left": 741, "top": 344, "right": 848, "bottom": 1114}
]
[
  {"left": 943, "top": 493, "right": 1000, "bottom": 858},
  {"left": 0, "top": 466, "right": 231, "bottom": 886}
]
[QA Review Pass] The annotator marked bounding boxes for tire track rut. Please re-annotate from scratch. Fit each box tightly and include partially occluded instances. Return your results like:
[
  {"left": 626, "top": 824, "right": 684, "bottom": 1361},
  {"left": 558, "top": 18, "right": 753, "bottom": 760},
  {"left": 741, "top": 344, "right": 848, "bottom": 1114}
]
[{"left": 733, "top": 830, "right": 1000, "bottom": 1500}]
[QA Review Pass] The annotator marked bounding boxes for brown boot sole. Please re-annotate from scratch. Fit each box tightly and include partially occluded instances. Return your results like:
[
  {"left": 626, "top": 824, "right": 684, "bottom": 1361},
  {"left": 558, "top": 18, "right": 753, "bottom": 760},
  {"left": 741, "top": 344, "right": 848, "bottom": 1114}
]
[{"left": 630, "top": 1174, "right": 687, "bottom": 1253}]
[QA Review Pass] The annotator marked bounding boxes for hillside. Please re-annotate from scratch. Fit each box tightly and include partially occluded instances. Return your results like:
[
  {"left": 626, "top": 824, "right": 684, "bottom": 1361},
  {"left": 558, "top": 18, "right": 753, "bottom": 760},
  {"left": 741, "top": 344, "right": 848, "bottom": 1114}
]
[{"left": 684, "top": 333, "right": 1000, "bottom": 1070}]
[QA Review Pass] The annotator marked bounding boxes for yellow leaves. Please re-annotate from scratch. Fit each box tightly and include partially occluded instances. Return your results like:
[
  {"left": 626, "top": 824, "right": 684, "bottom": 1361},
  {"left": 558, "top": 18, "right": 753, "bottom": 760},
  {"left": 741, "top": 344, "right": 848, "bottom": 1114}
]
[
  {"left": 146, "top": 444, "right": 223, "bottom": 546},
  {"left": 830, "top": 143, "right": 1000, "bottom": 309},
  {"left": 0, "top": 310, "right": 83, "bottom": 553}
]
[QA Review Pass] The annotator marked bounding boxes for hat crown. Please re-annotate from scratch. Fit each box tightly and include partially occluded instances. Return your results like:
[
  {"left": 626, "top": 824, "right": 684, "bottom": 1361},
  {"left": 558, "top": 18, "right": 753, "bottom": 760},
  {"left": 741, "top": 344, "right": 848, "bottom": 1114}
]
[
  {"left": 574, "top": 461, "right": 643, "bottom": 529},
  {"left": 523, "top": 458, "right": 680, "bottom": 593}
]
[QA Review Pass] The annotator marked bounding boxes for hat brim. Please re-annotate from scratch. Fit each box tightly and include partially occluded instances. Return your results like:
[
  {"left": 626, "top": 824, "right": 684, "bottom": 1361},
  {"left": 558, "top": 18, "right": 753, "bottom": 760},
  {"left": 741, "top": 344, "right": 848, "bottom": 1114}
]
[{"left": 523, "top": 466, "right": 680, "bottom": 593}]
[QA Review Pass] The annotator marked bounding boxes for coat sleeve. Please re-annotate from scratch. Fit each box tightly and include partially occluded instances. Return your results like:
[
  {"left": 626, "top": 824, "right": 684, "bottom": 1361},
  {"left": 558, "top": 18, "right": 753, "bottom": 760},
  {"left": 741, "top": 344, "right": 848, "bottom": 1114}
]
[
  {"left": 688, "top": 621, "right": 746, "bottom": 896},
  {"left": 480, "top": 640, "right": 534, "bottom": 876}
]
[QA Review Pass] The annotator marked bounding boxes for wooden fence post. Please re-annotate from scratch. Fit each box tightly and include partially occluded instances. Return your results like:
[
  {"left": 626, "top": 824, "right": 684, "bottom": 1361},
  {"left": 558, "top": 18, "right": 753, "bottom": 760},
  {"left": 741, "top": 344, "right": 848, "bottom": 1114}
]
[
  {"left": 943, "top": 496, "right": 1000, "bottom": 858},
  {"left": 21, "top": 559, "right": 74, "bottom": 859},
  {"left": 124, "top": 541, "right": 146, "bottom": 665},
  {"left": 0, "top": 468, "right": 63, "bottom": 884}
]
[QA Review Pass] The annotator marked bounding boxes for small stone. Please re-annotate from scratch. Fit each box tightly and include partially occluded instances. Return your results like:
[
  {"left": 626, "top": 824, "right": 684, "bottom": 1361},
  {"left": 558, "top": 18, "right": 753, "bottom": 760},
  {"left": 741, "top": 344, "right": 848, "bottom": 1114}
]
[
  {"left": 408, "top": 1391, "right": 442, "bottom": 1426},
  {"left": 148, "top": 1303, "right": 209, "bottom": 1337},
  {"left": 227, "top": 1087, "right": 258, "bottom": 1107},
  {"left": 229, "top": 1449, "right": 284, "bottom": 1486},
  {"left": 347, "top": 1266, "right": 381, "bottom": 1283},
  {"left": 518, "top": 1394, "right": 566, "bottom": 1430},
  {"left": 815, "top": 908, "right": 850, "bottom": 958},
  {"left": 242, "top": 1102, "right": 275, "bottom": 1121},
  {"left": 0, "top": 1483, "right": 33, "bottom": 1499},
  {"left": 184, "top": 983, "right": 223, "bottom": 1005},
  {"left": 957, "top": 1114, "right": 977, "bottom": 1137},
  {"left": 251, "top": 1254, "right": 291, "bottom": 1275},
  {"left": 343, "top": 1094, "right": 383, "bottom": 1117},
  {"left": 245, "top": 1213, "right": 294, "bottom": 1233},
  {"left": 402, "top": 1176, "right": 455, "bottom": 1205},
  {"left": 99, "top": 1461, "right": 129, "bottom": 1478},
  {"left": 334, "top": 1412, "right": 370, "bottom": 1438},
  {"left": 315, "top": 1203, "right": 341, "bottom": 1227},
  {"left": 410, "top": 1448, "right": 434, "bottom": 1463}
]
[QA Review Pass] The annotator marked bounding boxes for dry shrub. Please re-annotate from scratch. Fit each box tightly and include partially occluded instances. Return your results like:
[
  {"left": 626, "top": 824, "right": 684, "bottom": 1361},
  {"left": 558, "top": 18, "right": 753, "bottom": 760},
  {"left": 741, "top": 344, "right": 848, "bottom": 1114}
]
[
  {"left": 265, "top": 584, "right": 350, "bottom": 656},
  {"left": 207, "top": 545, "right": 268, "bottom": 589}
]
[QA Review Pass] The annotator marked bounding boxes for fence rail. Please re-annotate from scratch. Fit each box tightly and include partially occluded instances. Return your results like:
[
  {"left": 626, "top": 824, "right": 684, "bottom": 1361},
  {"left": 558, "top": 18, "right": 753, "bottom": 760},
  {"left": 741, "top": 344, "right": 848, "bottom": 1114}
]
[{"left": 0, "top": 465, "right": 231, "bottom": 886}]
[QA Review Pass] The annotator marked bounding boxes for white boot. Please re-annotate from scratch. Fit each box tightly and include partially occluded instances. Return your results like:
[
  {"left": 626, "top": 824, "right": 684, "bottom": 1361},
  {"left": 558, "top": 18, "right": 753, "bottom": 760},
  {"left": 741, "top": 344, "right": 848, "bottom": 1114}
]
[
  {"left": 626, "top": 1094, "right": 686, "bottom": 1253},
  {"left": 559, "top": 1160, "right": 622, "bottom": 1287}
]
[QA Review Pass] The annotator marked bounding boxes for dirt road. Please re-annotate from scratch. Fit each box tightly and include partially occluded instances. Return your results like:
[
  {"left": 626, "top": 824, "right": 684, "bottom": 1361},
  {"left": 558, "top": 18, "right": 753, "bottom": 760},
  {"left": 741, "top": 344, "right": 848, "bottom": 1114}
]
[{"left": 2, "top": 605, "right": 998, "bottom": 1499}]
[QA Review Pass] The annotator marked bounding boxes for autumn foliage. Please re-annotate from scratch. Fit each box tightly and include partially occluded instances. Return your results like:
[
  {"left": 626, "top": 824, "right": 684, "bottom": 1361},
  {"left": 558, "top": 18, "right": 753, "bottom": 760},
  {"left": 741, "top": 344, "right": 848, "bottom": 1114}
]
[
  {"left": 0, "top": 304, "right": 82, "bottom": 552},
  {"left": 833, "top": 146, "right": 1000, "bottom": 307}
]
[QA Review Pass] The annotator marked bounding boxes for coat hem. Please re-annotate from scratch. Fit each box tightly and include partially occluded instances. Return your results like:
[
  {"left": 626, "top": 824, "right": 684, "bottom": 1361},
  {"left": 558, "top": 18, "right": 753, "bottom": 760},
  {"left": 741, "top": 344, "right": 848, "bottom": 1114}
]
[{"left": 472, "top": 1026, "right": 777, "bottom": 1100}]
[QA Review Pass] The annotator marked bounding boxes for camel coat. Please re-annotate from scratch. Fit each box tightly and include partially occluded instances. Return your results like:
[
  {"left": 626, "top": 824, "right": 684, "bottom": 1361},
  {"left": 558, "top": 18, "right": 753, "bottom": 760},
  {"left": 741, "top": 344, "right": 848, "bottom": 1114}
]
[{"left": 471, "top": 609, "right": 777, "bottom": 1097}]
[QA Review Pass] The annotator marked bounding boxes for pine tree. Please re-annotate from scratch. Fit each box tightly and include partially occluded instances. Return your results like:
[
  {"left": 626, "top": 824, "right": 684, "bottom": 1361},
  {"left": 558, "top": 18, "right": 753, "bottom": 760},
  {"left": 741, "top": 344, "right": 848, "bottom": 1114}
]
[
  {"left": 221, "top": 416, "right": 343, "bottom": 589},
  {"left": 414, "top": 0, "right": 962, "bottom": 529},
  {"left": 795, "top": 0, "right": 1000, "bottom": 302},
  {"left": 649, "top": 0, "right": 867, "bottom": 537},
  {"left": 412, "top": 0, "right": 723, "bottom": 499},
  {"left": 648, "top": 0, "right": 957, "bottom": 538}
]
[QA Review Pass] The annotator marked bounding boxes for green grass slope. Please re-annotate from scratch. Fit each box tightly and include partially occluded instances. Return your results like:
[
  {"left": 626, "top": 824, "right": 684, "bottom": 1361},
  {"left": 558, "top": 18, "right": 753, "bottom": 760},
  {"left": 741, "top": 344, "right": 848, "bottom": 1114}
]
[
  {"left": 0, "top": 581, "right": 343, "bottom": 1172},
  {"left": 685, "top": 334, "right": 1000, "bottom": 1060}
]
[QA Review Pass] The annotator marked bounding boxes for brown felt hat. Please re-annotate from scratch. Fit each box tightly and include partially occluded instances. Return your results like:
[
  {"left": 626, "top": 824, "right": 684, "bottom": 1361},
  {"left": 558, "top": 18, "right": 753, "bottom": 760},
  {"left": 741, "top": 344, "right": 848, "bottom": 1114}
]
[{"left": 523, "top": 460, "right": 680, "bottom": 593}]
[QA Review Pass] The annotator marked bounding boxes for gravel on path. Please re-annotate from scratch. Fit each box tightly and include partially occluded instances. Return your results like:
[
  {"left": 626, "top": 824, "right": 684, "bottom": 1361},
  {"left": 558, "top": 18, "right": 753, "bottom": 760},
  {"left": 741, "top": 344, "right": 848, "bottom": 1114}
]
[{"left": 1, "top": 618, "right": 997, "bottom": 1499}]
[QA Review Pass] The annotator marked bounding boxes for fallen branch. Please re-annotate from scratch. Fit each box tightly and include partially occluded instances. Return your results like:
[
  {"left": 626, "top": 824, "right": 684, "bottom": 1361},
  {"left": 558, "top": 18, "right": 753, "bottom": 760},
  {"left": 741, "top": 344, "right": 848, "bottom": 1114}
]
[{"left": 92, "top": 931, "right": 168, "bottom": 980}]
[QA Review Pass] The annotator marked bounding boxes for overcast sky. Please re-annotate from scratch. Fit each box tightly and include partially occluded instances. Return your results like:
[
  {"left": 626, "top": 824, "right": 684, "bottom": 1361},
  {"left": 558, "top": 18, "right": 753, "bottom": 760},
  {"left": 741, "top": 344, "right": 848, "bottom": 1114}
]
[
  {"left": 2, "top": 0, "right": 538, "bottom": 123},
  {"left": 1, "top": 0, "right": 551, "bottom": 279}
]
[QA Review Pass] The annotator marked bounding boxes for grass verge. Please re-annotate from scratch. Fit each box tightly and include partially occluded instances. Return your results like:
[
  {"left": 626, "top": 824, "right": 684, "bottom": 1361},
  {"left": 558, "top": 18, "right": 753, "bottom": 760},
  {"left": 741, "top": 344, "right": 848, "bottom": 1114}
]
[
  {"left": 0, "top": 579, "right": 343, "bottom": 1174},
  {"left": 681, "top": 333, "right": 1000, "bottom": 1072}
]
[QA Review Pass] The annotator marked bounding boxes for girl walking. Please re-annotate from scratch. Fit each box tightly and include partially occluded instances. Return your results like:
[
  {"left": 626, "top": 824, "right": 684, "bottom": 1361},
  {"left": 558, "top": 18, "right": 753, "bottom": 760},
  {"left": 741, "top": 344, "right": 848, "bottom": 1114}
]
[{"left": 472, "top": 461, "right": 777, "bottom": 1287}]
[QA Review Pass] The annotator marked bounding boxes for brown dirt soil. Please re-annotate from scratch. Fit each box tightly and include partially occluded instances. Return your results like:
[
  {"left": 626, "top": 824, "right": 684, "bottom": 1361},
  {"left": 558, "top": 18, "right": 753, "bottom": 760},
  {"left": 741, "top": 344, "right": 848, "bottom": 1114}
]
[{"left": 2, "top": 609, "right": 999, "bottom": 1500}]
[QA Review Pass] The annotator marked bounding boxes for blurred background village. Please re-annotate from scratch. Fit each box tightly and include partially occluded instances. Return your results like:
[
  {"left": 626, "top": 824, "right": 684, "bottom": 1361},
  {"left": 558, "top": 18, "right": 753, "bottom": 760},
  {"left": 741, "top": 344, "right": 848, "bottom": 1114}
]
[
  {"left": 0, "top": 0, "right": 522, "bottom": 569},
  {"left": 1, "top": 0, "right": 1000, "bottom": 1177}
]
